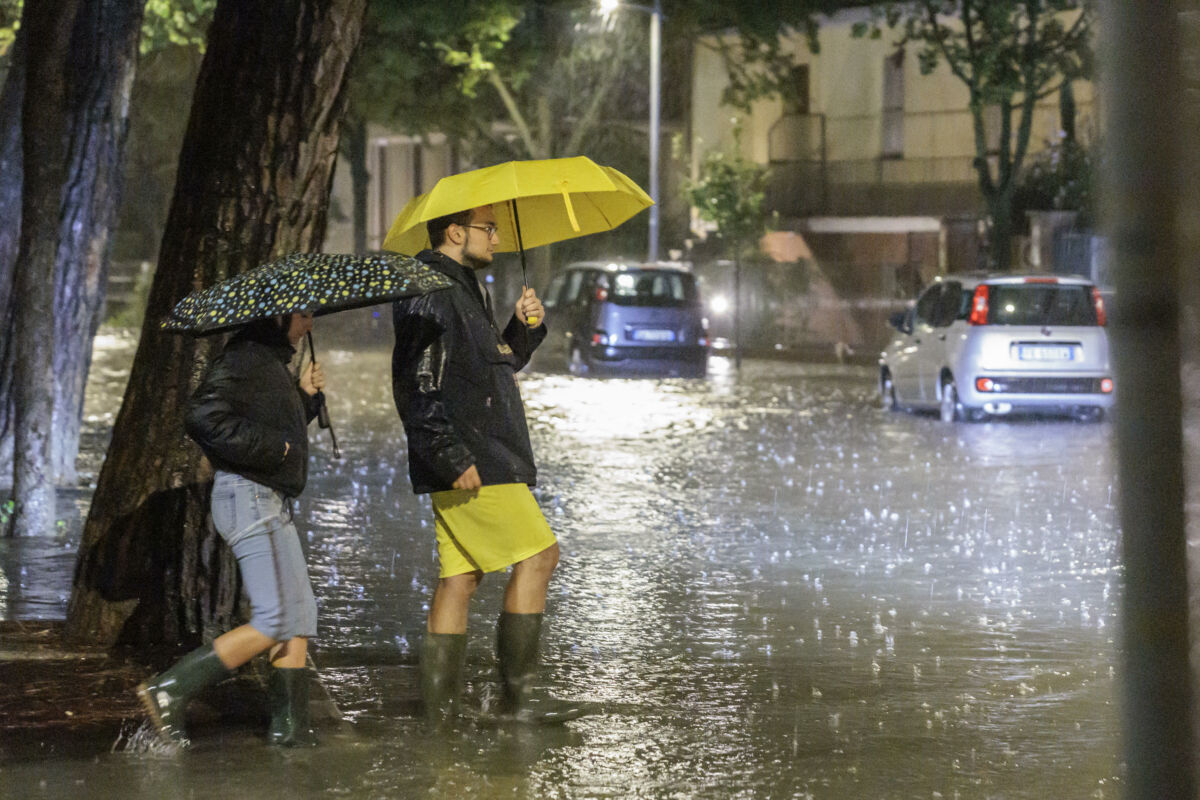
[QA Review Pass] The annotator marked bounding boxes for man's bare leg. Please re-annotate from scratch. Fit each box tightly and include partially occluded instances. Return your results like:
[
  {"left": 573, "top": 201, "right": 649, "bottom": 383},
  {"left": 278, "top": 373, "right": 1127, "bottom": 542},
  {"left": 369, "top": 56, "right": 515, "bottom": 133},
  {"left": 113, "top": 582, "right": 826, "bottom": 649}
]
[
  {"left": 428, "top": 570, "right": 484, "bottom": 633},
  {"left": 503, "top": 543, "right": 559, "bottom": 613}
]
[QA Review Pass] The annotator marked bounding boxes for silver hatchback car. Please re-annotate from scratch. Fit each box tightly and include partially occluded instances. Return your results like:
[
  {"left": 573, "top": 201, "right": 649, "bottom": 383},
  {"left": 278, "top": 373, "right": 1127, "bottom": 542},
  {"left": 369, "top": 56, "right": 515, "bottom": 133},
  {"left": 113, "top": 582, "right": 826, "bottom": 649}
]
[{"left": 879, "top": 274, "right": 1113, "bottom": 422}]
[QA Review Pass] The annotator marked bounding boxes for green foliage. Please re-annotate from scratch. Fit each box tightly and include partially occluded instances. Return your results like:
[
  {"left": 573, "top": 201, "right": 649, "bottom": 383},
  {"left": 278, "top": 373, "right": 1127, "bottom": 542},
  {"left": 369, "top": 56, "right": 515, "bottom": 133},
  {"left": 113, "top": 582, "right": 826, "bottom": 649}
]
[
  {"left": 1012, "top": 135, "right": 1097, "bottom": 227},
  {"left": 683, "top": 126, "right": 771, "bottom": 258},
  {"left": 140, "top": 0, "right": 215, "bottom": 54},
  {"left": 0, "top": 0, "right": 20, "bottom": 58},
  {"left": 347, "top": 0, "right": 522, "bottom": 140}
]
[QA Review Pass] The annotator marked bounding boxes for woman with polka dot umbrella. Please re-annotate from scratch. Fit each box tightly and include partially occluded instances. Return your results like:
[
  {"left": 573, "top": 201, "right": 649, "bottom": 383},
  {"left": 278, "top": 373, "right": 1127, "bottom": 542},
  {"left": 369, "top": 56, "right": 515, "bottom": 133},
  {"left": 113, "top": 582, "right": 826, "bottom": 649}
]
[
  {"left": 161, "top": 251, "right": 454, "bottom": 336},
  {"left": 162, "top": 252, "right": 455, "bottom": 457}
]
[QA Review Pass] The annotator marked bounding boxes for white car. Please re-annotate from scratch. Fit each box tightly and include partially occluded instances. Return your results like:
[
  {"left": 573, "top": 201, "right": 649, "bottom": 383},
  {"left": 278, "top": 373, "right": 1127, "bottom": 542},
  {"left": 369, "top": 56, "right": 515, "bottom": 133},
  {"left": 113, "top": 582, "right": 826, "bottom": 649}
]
[{"left": 879, "top": 274, "right": 1114, "bottom": 422}]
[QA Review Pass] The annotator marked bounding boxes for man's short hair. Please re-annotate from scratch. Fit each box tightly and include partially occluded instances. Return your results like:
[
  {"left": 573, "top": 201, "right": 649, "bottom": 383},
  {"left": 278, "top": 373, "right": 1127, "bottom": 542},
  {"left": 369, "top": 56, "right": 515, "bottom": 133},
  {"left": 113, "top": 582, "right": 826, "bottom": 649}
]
[{"left": 427, "top": 209, "right": 474, "bottom": 248}]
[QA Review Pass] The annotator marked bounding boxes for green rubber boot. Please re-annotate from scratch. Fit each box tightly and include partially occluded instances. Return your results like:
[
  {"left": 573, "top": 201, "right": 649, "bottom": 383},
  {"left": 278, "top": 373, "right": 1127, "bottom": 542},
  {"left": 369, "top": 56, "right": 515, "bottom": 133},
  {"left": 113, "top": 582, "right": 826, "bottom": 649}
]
[
  {"left": 421, "top": 632, "right": 467, "bottom": 724},
  {"left": 136, "top": 644, "right": 232, "bottom": 745},
  {"left": 495, "top": 612, "right": 594, "bottom": 724},
  {"left": 266, "top": 667, "right": 318, "bottom": 747}
]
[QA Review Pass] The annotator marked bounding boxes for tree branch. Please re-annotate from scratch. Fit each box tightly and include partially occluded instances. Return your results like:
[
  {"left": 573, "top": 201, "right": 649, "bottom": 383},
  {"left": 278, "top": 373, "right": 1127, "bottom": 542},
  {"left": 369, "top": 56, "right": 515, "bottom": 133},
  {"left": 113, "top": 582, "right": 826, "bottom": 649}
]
[{"left": 486, "top": 70, "right": 540, "bottom": 158}]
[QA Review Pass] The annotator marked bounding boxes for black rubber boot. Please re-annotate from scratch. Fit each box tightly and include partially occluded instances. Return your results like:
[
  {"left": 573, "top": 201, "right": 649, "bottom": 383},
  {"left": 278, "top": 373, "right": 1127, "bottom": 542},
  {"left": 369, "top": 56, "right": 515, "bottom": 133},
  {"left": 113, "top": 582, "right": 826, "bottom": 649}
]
[
  {"left": 136, "top": 644, "right": 232, "bottom": 745},
  {"left": 495, "top": 612, "right": 594, "bottom": 724},
  {"left": 421, "top": 632, "right": 467, "bottom": 724},
  {"left": 266, "top": 667, "right": 318, "bottom": 747}
]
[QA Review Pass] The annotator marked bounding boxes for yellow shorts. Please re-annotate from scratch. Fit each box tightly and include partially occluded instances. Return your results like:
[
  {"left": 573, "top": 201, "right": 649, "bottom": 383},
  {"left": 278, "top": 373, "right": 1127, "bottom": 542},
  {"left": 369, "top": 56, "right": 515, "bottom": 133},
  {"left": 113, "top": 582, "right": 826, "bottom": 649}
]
[{"left": 432, "top": 483, "right": 557, "bottom": 578}]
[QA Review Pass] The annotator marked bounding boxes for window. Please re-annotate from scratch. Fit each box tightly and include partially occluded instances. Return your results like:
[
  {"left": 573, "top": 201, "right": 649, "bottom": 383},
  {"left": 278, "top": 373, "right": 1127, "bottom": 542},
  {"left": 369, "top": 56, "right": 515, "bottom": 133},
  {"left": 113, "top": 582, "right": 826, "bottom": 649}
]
[
  {"left": 785, "top": 64, "right": 810, "bottom": 115},
  {"left": 914, "top": 285, "right": 942, "bottom": 326},
  {"left": 561, "top": 270, "right": 587, "bottom": 305},
  {"left": 543, "top": 273, "right": 566, "bottom": 309},
  {"left": 602, "top": 270, "right": 697, "bottom": 307},
  {"left": 987, "top": 285, "right": 1098, "bottom": 326},
  {"left": 882, "top": 50, "right": 905, "bottom": 158}
]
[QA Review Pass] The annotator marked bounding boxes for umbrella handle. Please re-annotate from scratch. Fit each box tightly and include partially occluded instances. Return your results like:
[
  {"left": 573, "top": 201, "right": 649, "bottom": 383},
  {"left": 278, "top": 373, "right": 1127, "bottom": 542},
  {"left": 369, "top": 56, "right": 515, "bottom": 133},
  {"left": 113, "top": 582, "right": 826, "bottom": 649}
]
[
  {"left": 510, "top": 200, "right": 540, "bottom": 328},
  {"left": 306, "top": 332, "right": 342, "bottom": 459}
]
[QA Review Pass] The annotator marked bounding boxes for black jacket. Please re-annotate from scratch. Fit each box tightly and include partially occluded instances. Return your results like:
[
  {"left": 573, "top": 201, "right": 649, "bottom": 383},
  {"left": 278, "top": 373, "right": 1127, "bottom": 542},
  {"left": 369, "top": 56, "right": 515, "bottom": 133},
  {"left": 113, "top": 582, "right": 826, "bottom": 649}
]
[
  {"left": 391, "top": 249, "right": 546, "bottom": 494},
  {"left": 186, "top": 321, "right": 319, "bottom": 497}
]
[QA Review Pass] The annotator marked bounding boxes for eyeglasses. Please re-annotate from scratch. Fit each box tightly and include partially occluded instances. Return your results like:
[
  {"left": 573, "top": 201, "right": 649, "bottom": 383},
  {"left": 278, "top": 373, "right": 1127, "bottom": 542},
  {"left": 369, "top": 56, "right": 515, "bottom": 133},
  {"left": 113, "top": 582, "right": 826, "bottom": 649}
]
[{"left": 461, "top": 223, "right": 499, "bottom": 238}]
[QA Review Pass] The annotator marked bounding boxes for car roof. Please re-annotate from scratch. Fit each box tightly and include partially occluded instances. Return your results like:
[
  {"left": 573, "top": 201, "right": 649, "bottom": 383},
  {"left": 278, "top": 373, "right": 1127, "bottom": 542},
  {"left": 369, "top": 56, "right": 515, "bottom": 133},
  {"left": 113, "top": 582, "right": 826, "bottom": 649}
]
[
  {"left": 561, "top": 260, "right": 693, "bottom": 273},
  {"left": 932, "top": 272, "right": 1094, "bottom": 289}
]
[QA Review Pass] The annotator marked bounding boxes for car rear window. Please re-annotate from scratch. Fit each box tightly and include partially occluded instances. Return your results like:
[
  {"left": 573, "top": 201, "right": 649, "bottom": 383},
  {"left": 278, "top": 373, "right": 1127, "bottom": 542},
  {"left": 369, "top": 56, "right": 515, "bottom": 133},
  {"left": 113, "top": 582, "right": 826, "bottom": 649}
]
[
  {"left": 981, "top": 284, "right": 1098, "bottom": 326},
  {"left": 599, "top": 270, "right": 697, "bottom": 307}
]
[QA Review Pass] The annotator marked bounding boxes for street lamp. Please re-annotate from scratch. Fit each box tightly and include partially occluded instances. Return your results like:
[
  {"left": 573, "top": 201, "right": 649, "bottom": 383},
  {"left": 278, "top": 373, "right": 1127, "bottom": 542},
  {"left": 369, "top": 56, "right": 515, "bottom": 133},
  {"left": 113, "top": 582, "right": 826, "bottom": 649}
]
[{"left": 599, "top": 0, "right": 662, "bottom": 263}]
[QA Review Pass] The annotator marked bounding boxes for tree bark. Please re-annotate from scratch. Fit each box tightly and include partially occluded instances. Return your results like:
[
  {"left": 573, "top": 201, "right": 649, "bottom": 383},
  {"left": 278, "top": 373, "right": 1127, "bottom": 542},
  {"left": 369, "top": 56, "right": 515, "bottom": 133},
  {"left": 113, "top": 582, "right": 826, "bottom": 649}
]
[
  {"left": 9, "top": 0, "right": 83, "bottom": 537},
  {"left": 0, "top": 29, "right": 25, "bottom": 489},
  {"left": 51, "top": 0, "right": 146, "bottom": 485},
  {"left": 344, "top": 114, "right": 369, "bottom": 252},
  {"left": 65, "top": 0, "right": 367, "bottom": 646}
]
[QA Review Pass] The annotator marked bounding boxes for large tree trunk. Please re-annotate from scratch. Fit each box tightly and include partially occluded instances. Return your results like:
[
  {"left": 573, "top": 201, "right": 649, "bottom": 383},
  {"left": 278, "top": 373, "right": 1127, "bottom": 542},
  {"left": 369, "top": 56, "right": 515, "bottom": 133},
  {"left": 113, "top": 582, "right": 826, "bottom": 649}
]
[
  {"left": 344, "top": 114, "right": 369, "bottom": 252},
  {"left": 0, "top": 29, "right": 25, "bottom": 488},
  {"left": 65, "top": 0, "right": 366, "bottom": 646},
  {"left": 51, "top": 0, "right": 146, "bottom": 485},
  {"left": 9, "top": 0, "right": 83, "bottom": 537}
]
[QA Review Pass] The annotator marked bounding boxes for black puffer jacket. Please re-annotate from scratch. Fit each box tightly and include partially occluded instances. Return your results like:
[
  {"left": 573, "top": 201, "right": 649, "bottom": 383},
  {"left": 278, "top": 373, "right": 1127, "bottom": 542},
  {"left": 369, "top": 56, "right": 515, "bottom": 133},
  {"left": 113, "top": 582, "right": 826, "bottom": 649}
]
[
  {"left": 186, "top": 321, "right": 319, "bottom": 497},
  {"left": 391, "top": 249, "right": 546, "bottom": 494}
]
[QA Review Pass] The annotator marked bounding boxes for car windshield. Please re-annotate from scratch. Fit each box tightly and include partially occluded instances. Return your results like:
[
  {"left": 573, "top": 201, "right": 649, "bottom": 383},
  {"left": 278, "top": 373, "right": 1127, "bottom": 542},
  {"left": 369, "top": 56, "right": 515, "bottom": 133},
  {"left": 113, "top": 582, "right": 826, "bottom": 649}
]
[
  {"left": 600, "top": 270, "right": 697, "bottom": 307},
  {"left": 964, "top": 284, "right": 1098, "bottom": 326}
]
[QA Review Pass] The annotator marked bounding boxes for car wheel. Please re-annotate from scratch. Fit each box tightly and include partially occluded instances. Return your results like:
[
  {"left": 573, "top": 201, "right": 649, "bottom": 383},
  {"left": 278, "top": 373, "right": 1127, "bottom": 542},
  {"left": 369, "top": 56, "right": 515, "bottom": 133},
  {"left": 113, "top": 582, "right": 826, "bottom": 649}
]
[
  {"left": 881, "top": 371, "right": 899, "bottom": 411},
  {"left": 939, "top": 379, "right": 960, "bottom": 423},
  {"left": 568, "top": 347, "right": 590, "bottom": 376}
]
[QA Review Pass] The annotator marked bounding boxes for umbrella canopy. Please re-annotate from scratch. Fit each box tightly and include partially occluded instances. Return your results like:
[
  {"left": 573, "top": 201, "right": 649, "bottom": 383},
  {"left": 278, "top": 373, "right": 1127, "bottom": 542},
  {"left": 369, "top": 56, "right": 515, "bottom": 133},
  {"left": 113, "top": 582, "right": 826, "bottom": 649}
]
[
  {"left": 161, "top": 252, "right": 454, "bottom": 335},
  {"left": 381, "top": 156, "right": 653, "bottom": 256}
]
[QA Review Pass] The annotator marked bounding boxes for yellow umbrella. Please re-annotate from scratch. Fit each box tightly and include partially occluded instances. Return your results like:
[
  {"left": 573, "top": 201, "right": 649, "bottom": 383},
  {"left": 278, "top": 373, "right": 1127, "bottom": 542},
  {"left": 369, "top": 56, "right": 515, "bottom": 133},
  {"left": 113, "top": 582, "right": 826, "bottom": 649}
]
[{"left": 382, "top": 157, "right": 653, "bottom": 322}]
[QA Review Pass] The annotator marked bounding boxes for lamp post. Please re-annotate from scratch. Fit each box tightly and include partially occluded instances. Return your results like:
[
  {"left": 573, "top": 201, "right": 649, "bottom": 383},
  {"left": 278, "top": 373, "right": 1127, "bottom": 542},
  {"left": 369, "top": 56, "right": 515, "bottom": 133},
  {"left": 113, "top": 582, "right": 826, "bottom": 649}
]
[{"left": 600, "top": 0, "right": 662, "bottom": 263}]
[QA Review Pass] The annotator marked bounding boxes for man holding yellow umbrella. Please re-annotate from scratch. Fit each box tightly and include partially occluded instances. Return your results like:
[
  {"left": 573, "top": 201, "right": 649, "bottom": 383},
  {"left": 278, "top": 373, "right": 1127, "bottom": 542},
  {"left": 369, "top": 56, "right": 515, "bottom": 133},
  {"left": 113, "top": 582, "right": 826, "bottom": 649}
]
[{"left": 387, "top": 157, "right": 651, "bottom": 724}]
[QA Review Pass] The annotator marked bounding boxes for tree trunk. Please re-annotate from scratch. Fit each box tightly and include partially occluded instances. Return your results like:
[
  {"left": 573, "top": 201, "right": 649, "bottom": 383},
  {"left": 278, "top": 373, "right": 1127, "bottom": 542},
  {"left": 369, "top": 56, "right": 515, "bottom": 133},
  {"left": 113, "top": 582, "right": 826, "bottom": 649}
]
[
  {"left": 0, "top": 29, "right": 25, "bottom": 489},
  {"left": 989, "top": 188, "right": 1015, "bottom": 272},
  {"left": 51, "top": 0, "right": 146, "bottom": 485},
  {"left": 733, "top": 252, "right": 743, "bottom": 370},
  {"left": 344, "top": 114, "right": 369, "bottom": 252},
  {"left": 9, "top": 0, "right": 83, "bottom": 537},
  {"left": 65, "top": 0, "right": 367, "bottom": 646}
]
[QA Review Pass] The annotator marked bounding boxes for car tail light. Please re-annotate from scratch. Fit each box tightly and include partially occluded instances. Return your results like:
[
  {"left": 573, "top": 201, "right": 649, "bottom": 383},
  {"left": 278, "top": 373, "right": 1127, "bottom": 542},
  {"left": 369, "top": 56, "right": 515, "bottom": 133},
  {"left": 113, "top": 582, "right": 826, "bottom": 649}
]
[
  {"left": 1092, "top": 287, "right": 1107, "bottom": 326},
  {"left": 968, "top": 285, "right": 989, "bottom": 325},
  {"left": 1023, "top": 277, "right": 1059, "bottom": 284},
  {"left": 1100, "top": 378, "right": 1113, "bottom": 393},
  {"left": 976, "top": 377, "right": 995, "bottom": 392},
  {"left": 591, "top": 330, "right": 609, "bottom": 345},
  {"left": 594, "top": 286, "right": 608, "bottom": 301}
]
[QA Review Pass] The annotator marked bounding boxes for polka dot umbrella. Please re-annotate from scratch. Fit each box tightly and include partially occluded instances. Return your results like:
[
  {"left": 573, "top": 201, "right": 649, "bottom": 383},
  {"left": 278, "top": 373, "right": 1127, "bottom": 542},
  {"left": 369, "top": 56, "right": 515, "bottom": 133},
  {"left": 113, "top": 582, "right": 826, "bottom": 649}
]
[
  {"left": 161, "top": 252, "right": 454, "bottom": 458},
  {"left": 161, "top": 251, "right": 454, "bottom": 336}
]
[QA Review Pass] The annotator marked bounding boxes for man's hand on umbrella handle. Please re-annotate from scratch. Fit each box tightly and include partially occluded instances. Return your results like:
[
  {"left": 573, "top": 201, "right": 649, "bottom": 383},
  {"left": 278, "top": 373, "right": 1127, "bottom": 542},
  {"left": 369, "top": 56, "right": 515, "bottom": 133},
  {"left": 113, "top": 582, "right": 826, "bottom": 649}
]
[
  {"left": 300, "top": 362, "right": 325, "bottom": 396},
  {"left": 517, "top": 286, "right": 544, "bottom": 328},
  {"left": 453, "top": 465, "right": 481, "bottom": 491}
]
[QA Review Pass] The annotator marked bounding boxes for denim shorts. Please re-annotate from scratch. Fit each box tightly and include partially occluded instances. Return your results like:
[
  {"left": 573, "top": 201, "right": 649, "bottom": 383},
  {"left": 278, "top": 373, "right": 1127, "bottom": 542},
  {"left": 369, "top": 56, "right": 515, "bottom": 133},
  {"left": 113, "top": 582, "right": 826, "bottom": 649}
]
[{"left": 210, "top": 471, "right": 317, "bottom": 640}]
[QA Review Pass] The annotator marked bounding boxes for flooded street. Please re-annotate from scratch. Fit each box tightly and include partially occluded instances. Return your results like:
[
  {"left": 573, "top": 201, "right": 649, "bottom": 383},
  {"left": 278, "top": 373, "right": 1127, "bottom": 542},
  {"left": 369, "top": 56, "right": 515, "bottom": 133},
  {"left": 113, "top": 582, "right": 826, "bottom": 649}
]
[{"left": 1, "top": 331, "right": 1120, "bottom": 798}]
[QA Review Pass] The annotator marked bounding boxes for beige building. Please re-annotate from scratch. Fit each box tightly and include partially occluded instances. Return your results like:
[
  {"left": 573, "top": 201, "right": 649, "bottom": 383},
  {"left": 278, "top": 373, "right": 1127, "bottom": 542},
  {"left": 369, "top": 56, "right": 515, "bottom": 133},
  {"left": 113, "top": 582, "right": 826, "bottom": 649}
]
[
  {"left": 323, "top": 127, "right": 456, "bottom": 253},
  {"left": 690, "top": 6, "right": 1095, "bottom": 225}
]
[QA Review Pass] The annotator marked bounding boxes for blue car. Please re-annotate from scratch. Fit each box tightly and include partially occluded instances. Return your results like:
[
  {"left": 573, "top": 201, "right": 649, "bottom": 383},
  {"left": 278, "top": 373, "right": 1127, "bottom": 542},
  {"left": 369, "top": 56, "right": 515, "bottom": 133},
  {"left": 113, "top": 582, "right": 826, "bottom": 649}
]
[{"left": 537, "top": 261, "right": 709, "bottom": 377}]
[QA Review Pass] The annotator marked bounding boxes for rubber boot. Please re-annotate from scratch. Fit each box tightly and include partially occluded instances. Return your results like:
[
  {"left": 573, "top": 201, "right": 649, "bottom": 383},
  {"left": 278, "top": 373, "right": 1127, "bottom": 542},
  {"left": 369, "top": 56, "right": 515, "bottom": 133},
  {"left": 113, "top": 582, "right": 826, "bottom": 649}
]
[
  {"left": 266, "top": 667, "right": 318, "bottom": 747},
  {"left": 495, "top": 612, "right": 593, "bottom": 724},
  {"left": 136, "top": 643, "right": 232, "bottom": 745},
  {"left": 421, "top": 632, "right": 467, "bottom": 724}
]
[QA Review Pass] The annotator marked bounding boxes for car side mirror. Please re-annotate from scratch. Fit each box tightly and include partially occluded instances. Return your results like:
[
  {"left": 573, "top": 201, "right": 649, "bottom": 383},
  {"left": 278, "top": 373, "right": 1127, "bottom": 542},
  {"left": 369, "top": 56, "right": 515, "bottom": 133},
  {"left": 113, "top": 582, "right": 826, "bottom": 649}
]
[{"left": 889, "top": 310, "right": 912, "bottom": 335}]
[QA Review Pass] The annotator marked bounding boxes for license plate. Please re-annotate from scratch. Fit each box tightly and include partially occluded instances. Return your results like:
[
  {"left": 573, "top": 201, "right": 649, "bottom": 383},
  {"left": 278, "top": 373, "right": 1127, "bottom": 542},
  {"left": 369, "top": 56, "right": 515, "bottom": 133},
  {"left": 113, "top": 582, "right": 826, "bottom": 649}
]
[
  {"left": 631, "top": 329, "right": 676, "bottom": 342},
  {"left": 1014, "top": 344, "right": 1075, "bottom": 361}
]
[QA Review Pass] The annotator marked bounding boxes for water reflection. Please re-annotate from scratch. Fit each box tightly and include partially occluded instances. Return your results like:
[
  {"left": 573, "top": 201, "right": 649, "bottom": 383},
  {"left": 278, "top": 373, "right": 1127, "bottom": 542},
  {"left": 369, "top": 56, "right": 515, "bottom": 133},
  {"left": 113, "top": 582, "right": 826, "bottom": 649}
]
[{"left": 0, "top": 336, "right": 1121, "bottom": 798}]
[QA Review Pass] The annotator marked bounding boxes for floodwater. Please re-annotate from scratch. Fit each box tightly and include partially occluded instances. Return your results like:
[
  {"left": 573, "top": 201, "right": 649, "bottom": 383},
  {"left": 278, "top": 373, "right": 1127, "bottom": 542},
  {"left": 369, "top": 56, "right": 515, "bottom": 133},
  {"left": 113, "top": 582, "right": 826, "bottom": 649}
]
[{"left": 0, "top": 329, "right": 1121, "bottom": 798}]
